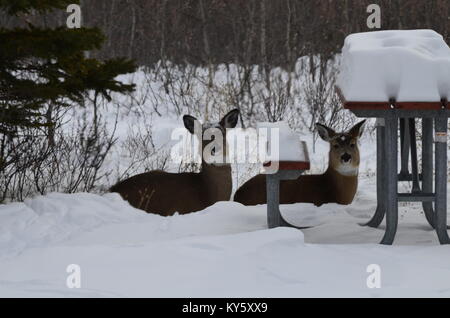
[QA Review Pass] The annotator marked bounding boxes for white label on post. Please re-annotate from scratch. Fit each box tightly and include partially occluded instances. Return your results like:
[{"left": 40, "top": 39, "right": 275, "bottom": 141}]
[{"left": 435, "top": 132, "right": 447, "bottom": 143}]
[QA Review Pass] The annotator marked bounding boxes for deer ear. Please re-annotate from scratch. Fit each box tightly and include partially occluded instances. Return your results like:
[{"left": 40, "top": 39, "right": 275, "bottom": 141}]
[
  {"left": 349, "top": 120, "right": 366, "bottom": 138},
  {"left": 183, "top": 115, "right": 198, "bottom": 134},
  {"left": 315, "top": 123, "right": 336, "bottom": 141},
  {"left": 220, "top": 109, "right": 240, "bottom": 128}
]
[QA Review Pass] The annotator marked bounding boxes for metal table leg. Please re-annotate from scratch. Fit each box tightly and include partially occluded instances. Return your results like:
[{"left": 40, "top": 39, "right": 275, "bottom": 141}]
[
  {"left": 266, "top": 170, "right": 307, "bottom": 229},
  {"left": 422, "top": 118, "right": 436, "bottom": 228},
  {"left": 381, "top": 116, "right": 399, "bottom": 245},
  {"left": 408, "top": 118, "right": 421, "bottom": 192},
  {"left": 399, "top": 118, "right": 411, "bottom": 180},
  {"left": 434, "top": 116, "right": 450, "bottom": 244},
  {"left": 364, "top": 119, "right": 386, "bottom": 228}
]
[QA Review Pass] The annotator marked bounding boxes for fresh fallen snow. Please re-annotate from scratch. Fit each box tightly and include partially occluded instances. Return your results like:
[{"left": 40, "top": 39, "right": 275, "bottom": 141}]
[
  {"left": 1, "top": 174, "right": 450, "bottom": 297},
  {"left": 256, "top": 121, "right": 307, "bottom": 162},
  {"left": 337, "top": 29, "right": 450, "bottom": 102}
]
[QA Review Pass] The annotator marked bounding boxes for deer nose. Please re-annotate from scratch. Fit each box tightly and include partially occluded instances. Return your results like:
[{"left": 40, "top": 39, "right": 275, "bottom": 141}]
[{"left": 341, "top": 153, "right": 352, "bottom": 163}]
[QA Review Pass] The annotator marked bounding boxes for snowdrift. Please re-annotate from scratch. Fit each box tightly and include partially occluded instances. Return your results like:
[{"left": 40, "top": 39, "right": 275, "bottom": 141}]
[
  {"left": 337, "top": 29, "right": 450, "bottom": 102},
  {"left": 1, "top": 184, "right": 450, "bottom": 297}
]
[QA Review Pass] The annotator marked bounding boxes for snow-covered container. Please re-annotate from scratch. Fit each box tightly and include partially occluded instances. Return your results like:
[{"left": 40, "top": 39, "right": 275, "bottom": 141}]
[{"left": 337, "top": 29, "right": 450, "bottom": 102}]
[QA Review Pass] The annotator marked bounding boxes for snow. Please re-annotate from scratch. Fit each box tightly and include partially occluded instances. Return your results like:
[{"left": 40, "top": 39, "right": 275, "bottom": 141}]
[
  {"left": 257, "top": 121, "right": 307, "bottom": 162},
  {"left": 337, "top": 29, "right": 450, "bottom": 102},
  {"left": 2, "top": 170, "right": 450, "bottom": 297},
  {"left": 0, "top": 192, "right": 145, "bottom": 257}
]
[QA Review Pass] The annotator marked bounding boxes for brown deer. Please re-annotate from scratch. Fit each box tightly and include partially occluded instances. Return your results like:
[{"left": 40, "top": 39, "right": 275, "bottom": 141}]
[
  {"left": 233, "top": 120, "right": 366, "bottom": 206},
  {"left": 110, "top": 109, "right": 240, "bottom": 216}
]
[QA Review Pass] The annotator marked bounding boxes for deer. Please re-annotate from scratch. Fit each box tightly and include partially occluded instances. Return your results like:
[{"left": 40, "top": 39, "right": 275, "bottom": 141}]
[
  {"left": 110, "top": 109, "right": 240, "bottom": 216},
  {"left": 233, "top": 120, "right": 366, "bottom": 207}
]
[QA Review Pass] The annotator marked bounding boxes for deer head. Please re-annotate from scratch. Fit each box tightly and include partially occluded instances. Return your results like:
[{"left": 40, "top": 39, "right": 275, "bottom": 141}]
[
  {"left": 183, "top": 109, "right": 240, "bottom": 166},
  {"left": 316, "top": 120, "right": 366, "bottom": 177}
]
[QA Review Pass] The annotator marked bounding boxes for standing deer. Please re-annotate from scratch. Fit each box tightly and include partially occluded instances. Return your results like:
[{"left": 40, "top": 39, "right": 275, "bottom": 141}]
[
  {"left": 110, "top": 109, "right": 240, "bottom": 216},
  {"left": 234, "top": 120, "right": 366, "bottom": 206}
]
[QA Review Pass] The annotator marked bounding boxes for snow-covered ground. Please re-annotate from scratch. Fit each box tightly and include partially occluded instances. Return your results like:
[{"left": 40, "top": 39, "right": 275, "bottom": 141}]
[{"left": 1, "top": 131, "right": 450, "bottom": 297}]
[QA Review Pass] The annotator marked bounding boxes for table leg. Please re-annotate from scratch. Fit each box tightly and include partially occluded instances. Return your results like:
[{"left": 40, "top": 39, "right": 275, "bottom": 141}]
[
  {"left": 399, "top": 118, "right": 410, "bottom": 180},
  {"left": 381, "top": 116, "right": 399, "bottom": 245},
  {"left": 364, "top": 119, "right": 386, "bottom": 228},
  {"left": 422, "top": 118, "right": 436, "bottom": 228},
  {"left": 409, "top": 118, "right": 421, "bottom": 192},
  {"left": 266, "top": 170, "right": 306, "bottom": 229},
  {"left": 434, "top": 116, "right": 450, "bottom": 244}
]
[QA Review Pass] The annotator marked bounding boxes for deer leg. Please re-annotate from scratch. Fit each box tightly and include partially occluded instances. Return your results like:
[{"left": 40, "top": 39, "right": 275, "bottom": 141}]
[
  {"left": 266, "top": 170, "right": 310, "bottom": 230},
  {"left": 364, "top": 119, "right": 386, "bottom": 228},
  {"left": 380, "top": 116, "right": 398, "bottom": 245},
  {"left": 434, "top": 116, "right": 450, "bottom": 244},
  {"left": 422, "top": 118, "right": 436, "bottom": 228}
]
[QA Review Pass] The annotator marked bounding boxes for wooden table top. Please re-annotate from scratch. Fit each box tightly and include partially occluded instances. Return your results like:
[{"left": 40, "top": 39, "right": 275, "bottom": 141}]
[
  {"left": 336, "top": 86, "right": 449, "bottom": 111},
  {"left": 262, "top": 141, "right": 310, "bottom": 171}
]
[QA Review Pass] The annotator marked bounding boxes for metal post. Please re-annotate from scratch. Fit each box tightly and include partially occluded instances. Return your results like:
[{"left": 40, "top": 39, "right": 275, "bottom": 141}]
[
  {"left": 266, "top": 170, "right": 304, "bottom": 229},
  {"left": 434, "top": 116, "right": 450, "bottom": 244},
  {"left": 365, "top": 119, "right": 386, "bottom": 228},
  {"left": 267, "top": 173, "right": 282, "bottom": 228},
  {"left": 381, "top": 116, "right": 398, "bottom": 245},
  {"left": 409, "top": 118, "right": 421, "bottom": 192},
  {"left": 422, "top": 118, "right": 435, "bottom": 228},
  {"left": 399, "top": 118, "right": 410, "bottom": 179}
]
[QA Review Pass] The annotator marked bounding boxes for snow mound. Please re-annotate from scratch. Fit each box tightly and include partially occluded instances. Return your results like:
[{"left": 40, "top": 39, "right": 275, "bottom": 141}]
[
  {"left": 3, "top": 179, "right": 450, "bottom": 297},
  {"left": 0, "top": 192, "right": 146, "bottom": 256},
  {"left": 337, "top": 29, "right": 450, "bottom": 102},
  {"left": 257, "top": 121, "right": 307, "bottom": 162},
  {"left": 65, "top": 201, "right": 275, "bottom": 247},
  {"left": 0, "top": 192, "right": 340, "bottom": 257}
]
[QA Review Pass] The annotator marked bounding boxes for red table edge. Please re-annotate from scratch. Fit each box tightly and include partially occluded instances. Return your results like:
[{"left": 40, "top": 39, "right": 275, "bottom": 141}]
[
  {"left": 263, "top": 141, "right": 311, "bottom": 171},
  {"left": 263, "top": 161, "right": 310, "bottom": 171},
  {"left": 335, "top": 85, "right": 449, "bottom": 110}
]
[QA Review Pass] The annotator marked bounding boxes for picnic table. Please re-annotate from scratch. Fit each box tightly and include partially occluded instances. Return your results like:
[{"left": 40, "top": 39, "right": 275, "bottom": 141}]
[
  {"left": 336, "top": 29, "right": 450, "bottom": 245},
  {"left": 337, "top": 89, "right": 450, "bottom": 245},
  {"left": 264, "top": 142, "right": 310, "bottom": 229}
]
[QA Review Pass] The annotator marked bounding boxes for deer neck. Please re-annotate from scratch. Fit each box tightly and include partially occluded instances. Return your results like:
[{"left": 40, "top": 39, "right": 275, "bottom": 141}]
[
  {"left": 200, "top": 162, "right": 232, "bottom": 202},
  {"left": 324, "top": 166, "right": 359, "bottom": 205}
]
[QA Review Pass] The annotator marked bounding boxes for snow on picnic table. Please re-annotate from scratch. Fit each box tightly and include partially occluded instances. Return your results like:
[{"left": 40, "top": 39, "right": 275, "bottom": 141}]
[
  {"left": 1, "top": 175, "right": 450, "bottom": 297},
  {"left": 337, "top": 29, "right": 450, "bottom": 102},
  {"left": 256, "top": 121, "right": 307, "bottom": 162}
]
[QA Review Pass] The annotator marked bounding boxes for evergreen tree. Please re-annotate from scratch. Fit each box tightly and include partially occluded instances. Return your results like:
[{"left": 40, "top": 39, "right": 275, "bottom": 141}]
[{"left": 0, "top": 0, "right": 136, "bottom": 138}]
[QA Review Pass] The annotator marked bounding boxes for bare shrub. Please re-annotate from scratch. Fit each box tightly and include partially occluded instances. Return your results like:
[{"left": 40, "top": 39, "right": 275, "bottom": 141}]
[
  {"left": 0, "top": 109, "right": 117, "bottom": 202},
  {"left": 118, "top": 123, "right": 171, "bottom": 180}
]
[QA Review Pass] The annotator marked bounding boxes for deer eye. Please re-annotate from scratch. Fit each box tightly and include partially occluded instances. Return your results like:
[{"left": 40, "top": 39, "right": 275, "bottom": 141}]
[
  {"left": 333, "top": 144, "right": 339, "bottom": 149},
  {"left": 350, "top": 143, "right": 356, "bottom": 148}
]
